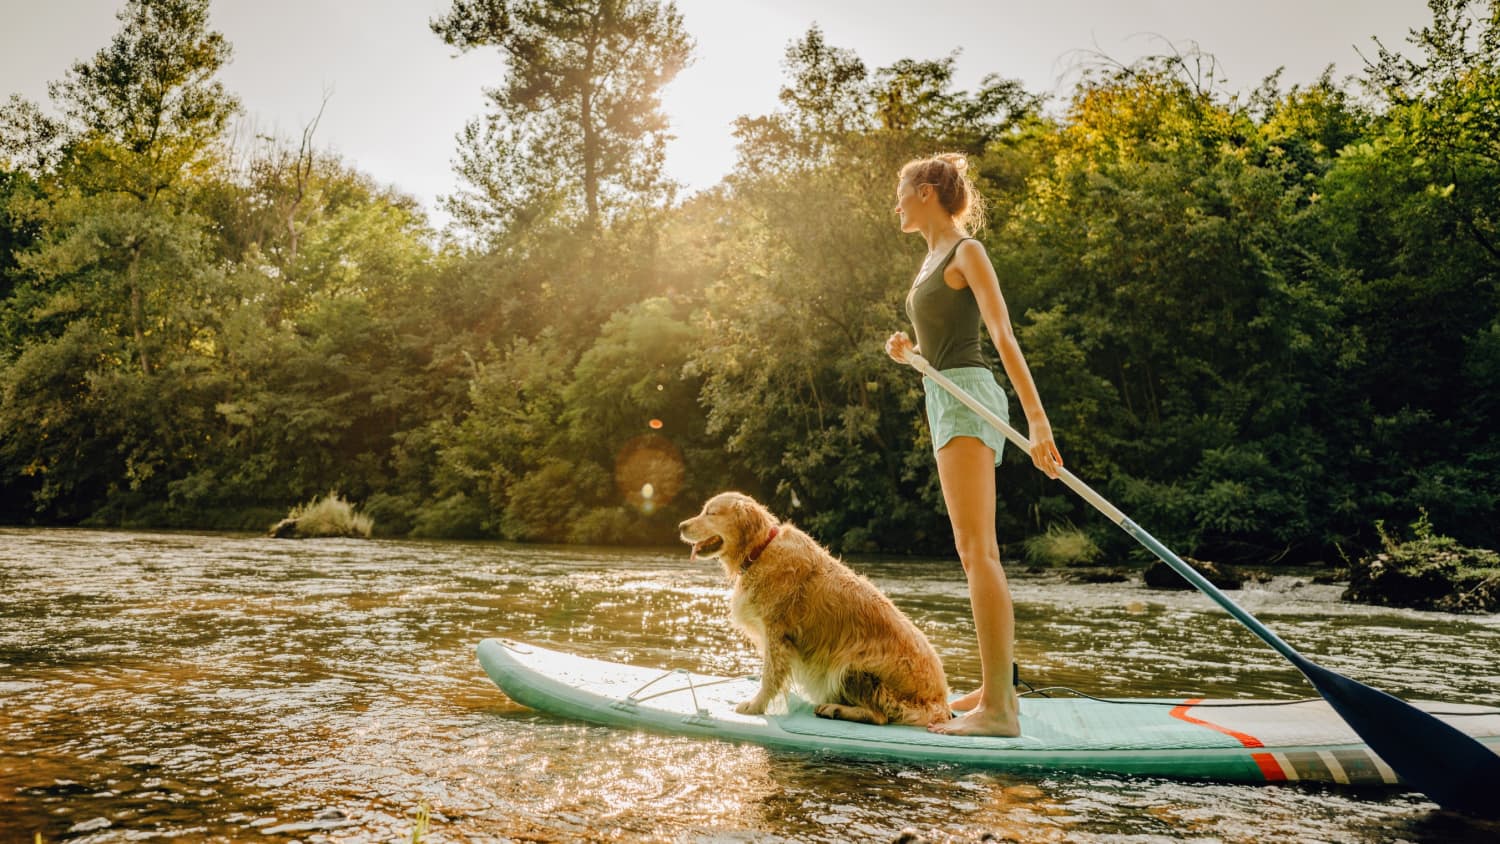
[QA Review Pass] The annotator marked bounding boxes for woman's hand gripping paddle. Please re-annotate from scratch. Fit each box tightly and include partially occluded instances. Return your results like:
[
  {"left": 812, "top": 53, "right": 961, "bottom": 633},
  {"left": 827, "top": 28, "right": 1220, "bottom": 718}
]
[{"left": 903, "top": 351, "right": 1500, "bottom": 816}]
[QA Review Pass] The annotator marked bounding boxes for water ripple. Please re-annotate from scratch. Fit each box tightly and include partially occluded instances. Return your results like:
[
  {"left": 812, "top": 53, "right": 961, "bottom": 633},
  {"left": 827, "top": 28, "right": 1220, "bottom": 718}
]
[{"left": 2, "top": 528, "right": 1497, "bottom": 841}]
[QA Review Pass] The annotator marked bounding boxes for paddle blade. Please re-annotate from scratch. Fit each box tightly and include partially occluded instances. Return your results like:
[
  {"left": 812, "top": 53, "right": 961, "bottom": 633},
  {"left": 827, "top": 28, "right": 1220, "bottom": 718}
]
[{"left": 1295, "top": 656, "right": 1500, "bottom": 816}]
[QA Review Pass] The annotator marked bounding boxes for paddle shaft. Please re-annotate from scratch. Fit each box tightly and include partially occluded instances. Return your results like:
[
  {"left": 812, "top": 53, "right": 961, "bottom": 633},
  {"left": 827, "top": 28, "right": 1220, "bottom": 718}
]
[{"left": 907, "top": 354, "right": 1306, "bottom": 664}]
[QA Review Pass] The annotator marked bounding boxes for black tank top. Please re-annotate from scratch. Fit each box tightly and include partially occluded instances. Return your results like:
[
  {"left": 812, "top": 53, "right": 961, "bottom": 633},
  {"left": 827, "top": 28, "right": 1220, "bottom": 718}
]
[{"left": 904, "top": 238, "right": 988, "bottom": 371}]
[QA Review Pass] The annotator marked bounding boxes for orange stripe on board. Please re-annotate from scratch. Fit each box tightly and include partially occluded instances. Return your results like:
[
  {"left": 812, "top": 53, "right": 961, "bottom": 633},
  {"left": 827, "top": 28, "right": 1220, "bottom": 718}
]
[
  {"left": 1169, "top": 698, "right": 1265, "bottom": 748},
  {"left": 1252, "top": 752, "right": 1289, "bottom": 782}
]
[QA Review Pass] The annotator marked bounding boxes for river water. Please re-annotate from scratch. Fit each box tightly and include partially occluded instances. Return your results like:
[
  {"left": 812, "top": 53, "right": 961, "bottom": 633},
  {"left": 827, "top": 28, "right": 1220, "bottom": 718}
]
[{"left": 2, "top": 528, "right": 1498, "bottom": 843}]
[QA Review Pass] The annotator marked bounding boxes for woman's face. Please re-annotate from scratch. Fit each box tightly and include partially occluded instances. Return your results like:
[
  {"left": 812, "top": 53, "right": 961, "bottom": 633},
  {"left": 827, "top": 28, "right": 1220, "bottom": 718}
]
[{"left": 895, "top": 177, "right": 927, "bottom": 233}]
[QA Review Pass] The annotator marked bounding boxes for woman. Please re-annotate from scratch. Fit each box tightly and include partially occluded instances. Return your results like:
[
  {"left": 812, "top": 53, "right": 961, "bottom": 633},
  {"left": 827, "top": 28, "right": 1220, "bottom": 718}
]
[{"left": 884, "top": 153, "right": 1063, "bottom": 737}]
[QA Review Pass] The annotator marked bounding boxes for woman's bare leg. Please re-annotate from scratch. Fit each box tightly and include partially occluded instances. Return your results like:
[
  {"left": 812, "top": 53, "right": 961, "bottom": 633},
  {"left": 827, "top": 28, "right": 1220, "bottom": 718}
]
[
  {"left": 949, "top": 686, "right": 983, "bottom": 713},
  {"left": 927, "top": 435, "right": 1020, "bottom": 737}
]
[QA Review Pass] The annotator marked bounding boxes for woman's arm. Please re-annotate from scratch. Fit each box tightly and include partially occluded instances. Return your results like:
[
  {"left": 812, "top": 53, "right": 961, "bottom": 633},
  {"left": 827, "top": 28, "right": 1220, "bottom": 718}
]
[{"left": 951, "top": 239, "right": 1063, "bottom": 478}]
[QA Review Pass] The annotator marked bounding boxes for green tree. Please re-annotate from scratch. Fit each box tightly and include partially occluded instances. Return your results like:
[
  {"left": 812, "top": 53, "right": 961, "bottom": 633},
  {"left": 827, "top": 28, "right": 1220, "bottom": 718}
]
[
  {"left": 169, "top": 149, "right": 449, "bottom": 528},
  {"left": 0, "top": 0, "right": 240, "bottom": 520},
  {"left": 1366, "top": 0, "right": 1500, "bottom": 266},
  {"left": 0, "top": 167, "right": 43, "bottom": 338},
  {"left": 431, "top": 0, "right": 693, "bottom": 237},
  {"left": 998, "top": 57, "right": 1350, "bottom": 561},
  {"left": 1299, "top": 0, "right": 1500, "bottom": 547},
  {"left": 49, "top": 0, "right": 237, "bottom": 200},
  {"left": 558, "top": 297, "right": 715, "bottom": 541},
  {"left": 2, "top": 0, "right": 236, "bottom": 373},
  {"left": 427, "top": 329, "right": 579, "bottom": 539}
]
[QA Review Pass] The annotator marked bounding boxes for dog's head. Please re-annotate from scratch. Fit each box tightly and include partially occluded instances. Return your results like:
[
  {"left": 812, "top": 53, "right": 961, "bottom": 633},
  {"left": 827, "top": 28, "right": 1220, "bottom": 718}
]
[{"left": 678, "top": 492, "right": 778, "bottom": 564}]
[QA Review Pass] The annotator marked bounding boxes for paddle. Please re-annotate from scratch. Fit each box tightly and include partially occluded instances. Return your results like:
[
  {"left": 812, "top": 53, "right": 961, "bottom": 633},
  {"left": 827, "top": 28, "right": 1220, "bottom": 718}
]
[{"left": 903, "top": 351, "right": 1500, "bottom": 815}]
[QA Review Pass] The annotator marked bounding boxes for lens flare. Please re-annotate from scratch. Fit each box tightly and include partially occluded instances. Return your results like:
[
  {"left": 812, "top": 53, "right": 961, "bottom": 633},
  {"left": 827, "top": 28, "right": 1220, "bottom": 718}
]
[
  {"left": 649, "top": 418, "right": 663, "bottom": 429},
  {"left": 615, "top": 433, "right": 684, "bottom": 514}
]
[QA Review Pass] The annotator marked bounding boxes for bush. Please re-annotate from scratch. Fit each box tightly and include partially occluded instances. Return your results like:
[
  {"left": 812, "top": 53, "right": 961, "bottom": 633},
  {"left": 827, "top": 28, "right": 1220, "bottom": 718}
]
[
  {"left": 1022, "top": 523, "right": 1103, "bottom": 567},
  {"left": 407, "top": 493, "right": 490, "bottom": 539},
  {"left": 1343, "top": 512, "right": 1500, "bottom": 613},
  {"left": 273, "top": 492, "right": 374, "bottom": 538},
  {"left": 499, "top": 459, "right": 596, "bottom": 542},
  {"left": 568, "top": 506, "right": 637, "bottom": 544}
]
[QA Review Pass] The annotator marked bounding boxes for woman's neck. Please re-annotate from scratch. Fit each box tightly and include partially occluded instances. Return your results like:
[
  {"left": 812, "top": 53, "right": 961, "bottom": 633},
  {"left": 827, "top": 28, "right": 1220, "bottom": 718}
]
[{"left": 923, "top": 224, "right": 966, "bottom": 254}]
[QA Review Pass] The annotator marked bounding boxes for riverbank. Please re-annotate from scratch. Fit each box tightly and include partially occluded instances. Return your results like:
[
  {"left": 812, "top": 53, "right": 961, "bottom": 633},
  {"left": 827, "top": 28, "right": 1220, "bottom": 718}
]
[
  {"left": 1021, "top": 515, "right": 1500, "bottom": 613},
  {"left": 1342, "top": 516, "right": 1500, "bottom": 614}
]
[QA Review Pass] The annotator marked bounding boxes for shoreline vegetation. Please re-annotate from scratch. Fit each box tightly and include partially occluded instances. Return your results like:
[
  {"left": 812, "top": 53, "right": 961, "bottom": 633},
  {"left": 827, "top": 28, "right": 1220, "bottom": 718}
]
[
  {"left": 1026, "top": 517, "right": 1500, "bottom": 613},
  {"left": 2, "top": 1, "right": 1499, "bottom": 610},
  {"left": 1342, "top": 512, "right": 1500, "bottom": 613},
  {"left": 269, "top": 492, "right": 374, "bottom": 539}
]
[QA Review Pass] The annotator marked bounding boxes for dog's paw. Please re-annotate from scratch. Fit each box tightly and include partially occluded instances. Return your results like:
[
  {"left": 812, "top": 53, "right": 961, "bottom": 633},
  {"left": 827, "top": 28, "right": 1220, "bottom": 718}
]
[
  {"left": 735, "top": 699, "right": 767, "bottom": 715},
  {"left": 814, "top": 703, "right": 842, "bottom": 719}
]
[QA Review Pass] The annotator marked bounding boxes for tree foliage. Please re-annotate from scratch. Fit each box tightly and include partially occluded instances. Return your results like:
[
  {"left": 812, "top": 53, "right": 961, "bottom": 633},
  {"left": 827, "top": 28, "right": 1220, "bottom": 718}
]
[
  {"left": 431, "top": 0, "right": 693, "bottom": 238},
  {"left": 1, "top": 2, "right": 1496, "bottom": 561}
]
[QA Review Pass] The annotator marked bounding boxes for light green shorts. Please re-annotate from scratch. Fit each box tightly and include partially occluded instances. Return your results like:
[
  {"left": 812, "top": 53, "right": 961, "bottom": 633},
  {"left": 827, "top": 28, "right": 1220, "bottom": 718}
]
[{"left": 923, "top": 366, "right": 1009, "bottom": 466}]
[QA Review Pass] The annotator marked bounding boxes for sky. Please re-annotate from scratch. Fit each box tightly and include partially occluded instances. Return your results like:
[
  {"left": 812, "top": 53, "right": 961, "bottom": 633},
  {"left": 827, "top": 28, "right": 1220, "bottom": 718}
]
[{"left": 1, "top": 1, "right": 1432, "bottom": 230}]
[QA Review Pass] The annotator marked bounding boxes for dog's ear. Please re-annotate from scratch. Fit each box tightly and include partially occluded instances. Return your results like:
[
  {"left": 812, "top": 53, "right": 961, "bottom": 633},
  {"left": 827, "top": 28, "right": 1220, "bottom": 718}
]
[{"left": 729, "top": 493, "right": 774, "bottom": 545}]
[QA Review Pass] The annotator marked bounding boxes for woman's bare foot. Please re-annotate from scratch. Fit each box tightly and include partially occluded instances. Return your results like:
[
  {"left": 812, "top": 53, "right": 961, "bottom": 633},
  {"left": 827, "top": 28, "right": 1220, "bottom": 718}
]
[
  {"left": 928, "top": 705, "right": 1021, "bottom": 737},
  {"left": 949, "top": 688, "right": 983, "bottom": 713}
]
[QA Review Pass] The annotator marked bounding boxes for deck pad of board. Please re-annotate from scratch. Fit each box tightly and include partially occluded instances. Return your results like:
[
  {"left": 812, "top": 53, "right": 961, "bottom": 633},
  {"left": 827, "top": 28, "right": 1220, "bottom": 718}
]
[{"left": 477, "top": 638, "right": 1500, "bottom": 785}]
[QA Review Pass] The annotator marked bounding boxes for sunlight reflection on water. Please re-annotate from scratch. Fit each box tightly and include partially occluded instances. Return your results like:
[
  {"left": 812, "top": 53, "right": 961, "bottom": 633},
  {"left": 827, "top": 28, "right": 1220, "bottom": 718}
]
[{"left": 1, "top": 528, "right": 1498, "bottom": 842}]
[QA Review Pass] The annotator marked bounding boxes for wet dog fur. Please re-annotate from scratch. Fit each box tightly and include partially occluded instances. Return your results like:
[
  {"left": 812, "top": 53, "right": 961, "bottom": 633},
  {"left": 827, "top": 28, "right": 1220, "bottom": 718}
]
[{"left": 679, "top": 492, "right": 951, "bottom": 726}]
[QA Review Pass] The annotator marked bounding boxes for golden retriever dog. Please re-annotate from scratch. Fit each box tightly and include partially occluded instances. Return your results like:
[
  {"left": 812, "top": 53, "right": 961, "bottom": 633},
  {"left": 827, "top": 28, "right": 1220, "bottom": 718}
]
[{"left": 679, "top": 491, "right": 951, "bottom": 726}]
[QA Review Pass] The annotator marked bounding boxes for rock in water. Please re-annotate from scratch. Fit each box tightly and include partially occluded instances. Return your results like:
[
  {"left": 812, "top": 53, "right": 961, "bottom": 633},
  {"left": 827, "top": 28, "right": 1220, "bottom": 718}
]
[{"left": 1143, "top": 557, "right": 1244, "bottom": 590}]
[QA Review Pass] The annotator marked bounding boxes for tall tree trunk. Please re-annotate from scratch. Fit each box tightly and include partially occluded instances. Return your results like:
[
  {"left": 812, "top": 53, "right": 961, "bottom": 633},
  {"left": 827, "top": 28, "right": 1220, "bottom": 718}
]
[
  {"left": 286, "top": 96, "right": 327, "bottom": 264},
  {"left": 581, "top": 6, "right": 601, "bottom": 233}
]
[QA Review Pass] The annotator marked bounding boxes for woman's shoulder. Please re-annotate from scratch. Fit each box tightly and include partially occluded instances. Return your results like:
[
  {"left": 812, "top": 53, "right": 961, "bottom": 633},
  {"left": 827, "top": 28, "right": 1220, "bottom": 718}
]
[
  {"left": 943, "top": 237, "right": 998, "bottom": 292},
  {"left": 955, "top": 237, "right": 988, "bottom": 259},
  {"left": 947, "top": 237, "right": 991, "bottom": 275}
]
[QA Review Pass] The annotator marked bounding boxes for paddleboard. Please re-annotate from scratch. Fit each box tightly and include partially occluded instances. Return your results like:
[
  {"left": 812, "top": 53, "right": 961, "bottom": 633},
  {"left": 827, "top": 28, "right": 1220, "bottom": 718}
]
[{"left": 477, "top": 638, "right": 1500, "bottom": 785}]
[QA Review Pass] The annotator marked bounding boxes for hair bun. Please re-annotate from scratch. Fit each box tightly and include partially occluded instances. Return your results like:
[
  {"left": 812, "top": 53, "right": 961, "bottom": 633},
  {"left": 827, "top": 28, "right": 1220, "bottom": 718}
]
[{"left": 939, "top": 153, "right": 968, "bottom": 174}]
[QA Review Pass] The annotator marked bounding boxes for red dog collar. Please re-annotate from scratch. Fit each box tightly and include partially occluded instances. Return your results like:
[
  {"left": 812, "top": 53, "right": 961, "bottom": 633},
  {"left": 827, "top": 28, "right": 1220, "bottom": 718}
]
[{"left": 743, "top": 526, "right": 779, "bottom": 569}]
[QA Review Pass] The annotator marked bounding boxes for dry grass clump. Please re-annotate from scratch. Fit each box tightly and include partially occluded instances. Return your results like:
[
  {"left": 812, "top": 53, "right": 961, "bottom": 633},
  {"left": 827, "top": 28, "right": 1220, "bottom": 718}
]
[
  {"left": 1022, "top": 523, "right": 1103, "bottom": 567},
  {"left": 271, "top": 492, "right": 373, "bottom": 538}
]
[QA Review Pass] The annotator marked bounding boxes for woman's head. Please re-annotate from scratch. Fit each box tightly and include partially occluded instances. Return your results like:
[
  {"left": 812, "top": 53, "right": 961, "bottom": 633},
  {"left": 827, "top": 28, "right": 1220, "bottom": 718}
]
[{"left": 895, "top": 153, "right": 987, "bottom": 236}]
